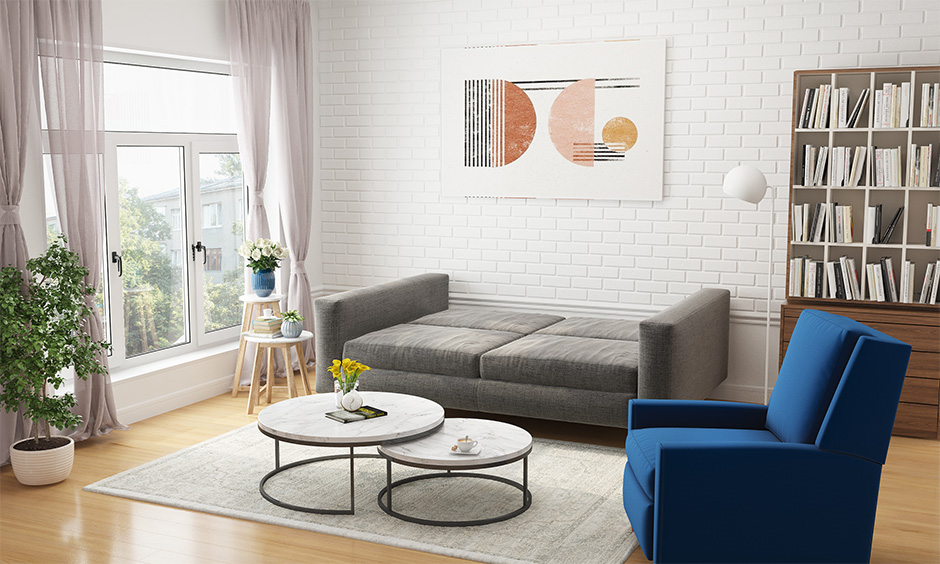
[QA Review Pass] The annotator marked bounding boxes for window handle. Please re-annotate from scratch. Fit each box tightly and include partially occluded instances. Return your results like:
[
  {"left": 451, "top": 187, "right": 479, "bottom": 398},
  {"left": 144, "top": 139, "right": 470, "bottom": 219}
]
[
  {"left": 111, "top": 251, "right": 123, "bottom": 277},
  {"left": 191, "top": 241, "right": 206, "bottom": 265}
]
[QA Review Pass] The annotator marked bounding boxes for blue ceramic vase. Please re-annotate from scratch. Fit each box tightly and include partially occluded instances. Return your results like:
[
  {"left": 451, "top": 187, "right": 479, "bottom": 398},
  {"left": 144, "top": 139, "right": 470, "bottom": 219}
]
[{"left": 251, "top": 269, "right": 276, "bottom": 297}]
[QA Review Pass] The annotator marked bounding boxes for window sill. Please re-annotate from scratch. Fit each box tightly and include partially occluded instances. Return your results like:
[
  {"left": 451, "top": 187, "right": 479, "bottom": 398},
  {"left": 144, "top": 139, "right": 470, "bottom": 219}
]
[{"left": 109, "top": 340, "right": 239, "bottom": 384}]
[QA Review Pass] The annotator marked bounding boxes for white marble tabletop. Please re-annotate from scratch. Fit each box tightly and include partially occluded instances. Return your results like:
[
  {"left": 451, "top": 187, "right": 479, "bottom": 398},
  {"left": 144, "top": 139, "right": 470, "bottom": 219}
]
[
  {"left": 378, "top": 418, "right": 533, "bottom": 468},
  {"left": 240, "top": 293, "right": 285, "bottom": 303},
  {"left": 257, "top": 392, "right": 444, "bottom": 446},
  {"left": 242, "top": 330, "right": 313, "bottom": 345}
]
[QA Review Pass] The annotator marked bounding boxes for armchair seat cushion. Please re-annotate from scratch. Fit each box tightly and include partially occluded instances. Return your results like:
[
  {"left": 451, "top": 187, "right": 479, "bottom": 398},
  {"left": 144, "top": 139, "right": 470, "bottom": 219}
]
[{"left": 626, "top": 427, "right": 781, "bottom": 499}]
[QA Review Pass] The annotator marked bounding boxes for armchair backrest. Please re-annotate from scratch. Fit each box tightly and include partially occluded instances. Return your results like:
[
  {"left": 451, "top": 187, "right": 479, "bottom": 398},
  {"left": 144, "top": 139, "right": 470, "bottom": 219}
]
[{"left": 766, "top": 310, "right": 908, "bottom": 449}]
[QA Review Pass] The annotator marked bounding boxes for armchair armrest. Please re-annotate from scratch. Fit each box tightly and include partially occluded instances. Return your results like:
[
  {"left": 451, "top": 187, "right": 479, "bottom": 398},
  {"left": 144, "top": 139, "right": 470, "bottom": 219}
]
[
  {"left": 638, "top": 288, "right": 730, "bottom": 400},
  {"left": 313, "top": 273, "right": 450, "bottom": 392},
  {"left": 628, "top": 399, "right": 767, "bottom": 432},
  {"left": 652, "top": 442, "right": 882, "bottom": 563}
]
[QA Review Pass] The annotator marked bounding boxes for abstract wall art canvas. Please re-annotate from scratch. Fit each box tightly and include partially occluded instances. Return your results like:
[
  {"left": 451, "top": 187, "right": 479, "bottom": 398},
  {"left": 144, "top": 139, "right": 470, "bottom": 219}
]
[{"left": 441, "top": 39, "right": 666, "bottom": 200}]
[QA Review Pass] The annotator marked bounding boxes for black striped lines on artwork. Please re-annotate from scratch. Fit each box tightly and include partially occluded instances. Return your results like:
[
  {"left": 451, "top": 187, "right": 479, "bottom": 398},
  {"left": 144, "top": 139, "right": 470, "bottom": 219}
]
[
  {"left": 515, "top": 77, "right": 641, "bottom": 91},
  {"left": 573, "top": 142, "right": 627, "bottom": 162},
  {"left": 465, "top": 78, "right": 507, "bottom": 168}
]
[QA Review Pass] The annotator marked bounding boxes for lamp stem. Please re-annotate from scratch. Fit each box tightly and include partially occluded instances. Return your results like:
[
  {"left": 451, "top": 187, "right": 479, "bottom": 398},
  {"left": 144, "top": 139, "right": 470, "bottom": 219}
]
[{"left": 764, "top": 186, "right": 774, "bottom": 405}]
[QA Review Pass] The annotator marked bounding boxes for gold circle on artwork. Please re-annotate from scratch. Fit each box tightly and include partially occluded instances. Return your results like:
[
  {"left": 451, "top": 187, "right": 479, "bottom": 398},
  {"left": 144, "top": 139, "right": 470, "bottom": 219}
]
[{"left": 602, "top": 117, "right": 638, "bottom": 152}]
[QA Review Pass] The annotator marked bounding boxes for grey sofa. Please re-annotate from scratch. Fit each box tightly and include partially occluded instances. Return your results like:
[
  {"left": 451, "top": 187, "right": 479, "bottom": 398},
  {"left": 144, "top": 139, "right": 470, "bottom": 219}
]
[{"left": 314, "top": 273, "right": 730, "bottom": 428}]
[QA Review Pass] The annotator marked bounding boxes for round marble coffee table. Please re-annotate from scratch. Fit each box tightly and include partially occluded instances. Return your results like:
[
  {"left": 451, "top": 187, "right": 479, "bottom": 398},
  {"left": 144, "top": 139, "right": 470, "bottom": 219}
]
[
  {"left": 256, "top": 392, "right": 444, "bottom": 514},
  {"left": 376, "top": 418, "right": 533, "bottom": 526}
]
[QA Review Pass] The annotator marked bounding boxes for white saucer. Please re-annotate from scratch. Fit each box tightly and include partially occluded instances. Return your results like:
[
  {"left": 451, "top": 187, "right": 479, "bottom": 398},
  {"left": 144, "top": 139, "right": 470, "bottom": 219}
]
[{"left": 450, "top": 444, "right": 482, "bottom": 455}]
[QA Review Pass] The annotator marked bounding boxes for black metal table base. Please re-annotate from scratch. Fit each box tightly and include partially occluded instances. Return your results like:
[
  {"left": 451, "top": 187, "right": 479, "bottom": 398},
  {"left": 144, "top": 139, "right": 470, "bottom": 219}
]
[
  {"left": 258, "top": 440, "right": 379, "bottom": 514},
  {"left": 376, "top": 458, "right": 532, "bottom": 526}
]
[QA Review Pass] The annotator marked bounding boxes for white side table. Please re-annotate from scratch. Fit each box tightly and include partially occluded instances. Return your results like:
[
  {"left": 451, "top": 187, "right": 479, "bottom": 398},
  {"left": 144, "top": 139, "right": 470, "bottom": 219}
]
[
  {"left": 243, "top": 330, "right": 314, "bottom": 415},
  {"left": 232, "top": 293, "right": 285, "bottom": 397}
]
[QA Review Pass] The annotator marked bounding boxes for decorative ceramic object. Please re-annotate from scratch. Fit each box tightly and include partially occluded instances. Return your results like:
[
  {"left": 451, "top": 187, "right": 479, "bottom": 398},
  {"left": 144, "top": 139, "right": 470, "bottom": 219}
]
[
  {"left": 281, "top": 319, "right": 302, "bottom": 338},
  {"left": 251, "top": 269, "right": 275, "bottom": 297},
  {"left": 341, "top": 389, "right": 364, "bottom": 412},
  {"left": 9, "top": 436, "right": 75, "bottom": 486}
]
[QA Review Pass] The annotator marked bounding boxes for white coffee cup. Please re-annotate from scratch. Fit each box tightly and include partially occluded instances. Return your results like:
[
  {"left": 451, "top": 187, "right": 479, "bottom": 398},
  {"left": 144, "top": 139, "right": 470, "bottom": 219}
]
[
  {"left": 263, "top": 308, "right": 274, "bottom": 318},
  {"left": 456, "top": 437, "right": 478, "bottom": 452}
]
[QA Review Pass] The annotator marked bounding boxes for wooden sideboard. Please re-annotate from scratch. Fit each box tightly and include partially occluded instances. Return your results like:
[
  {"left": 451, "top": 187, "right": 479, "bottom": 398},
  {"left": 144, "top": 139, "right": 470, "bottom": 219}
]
[{"left": 780, "top": 302, "right": 940, "bottom": 439}]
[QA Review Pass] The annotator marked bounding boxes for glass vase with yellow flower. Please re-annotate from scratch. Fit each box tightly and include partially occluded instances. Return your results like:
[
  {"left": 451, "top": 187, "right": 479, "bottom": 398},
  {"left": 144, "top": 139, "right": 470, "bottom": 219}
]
[{"left": 328, "top": 358, "right": 371, "bottom": 411}]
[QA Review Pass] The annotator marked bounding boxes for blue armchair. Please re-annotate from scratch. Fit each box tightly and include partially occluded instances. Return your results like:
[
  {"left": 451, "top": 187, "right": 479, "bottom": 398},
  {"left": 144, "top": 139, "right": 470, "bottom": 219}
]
[{"left": 622, "top": 309, "right": 912, "bottom": 563}]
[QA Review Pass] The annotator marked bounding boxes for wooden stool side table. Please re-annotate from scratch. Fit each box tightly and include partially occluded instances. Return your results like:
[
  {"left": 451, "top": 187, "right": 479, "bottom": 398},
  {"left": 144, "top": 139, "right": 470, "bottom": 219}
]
[
  {"left": 232, "top": 293, "right": 285, "bottom": 397},
  {"left": 244, "top": 330, "right": 314, "bottom": 415}
]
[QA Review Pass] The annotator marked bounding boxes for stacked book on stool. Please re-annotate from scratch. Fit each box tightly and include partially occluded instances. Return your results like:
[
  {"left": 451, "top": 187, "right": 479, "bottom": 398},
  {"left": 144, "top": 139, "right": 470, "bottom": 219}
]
[{"left": 252, "top": 316, "right": 282, "bottom": 339}]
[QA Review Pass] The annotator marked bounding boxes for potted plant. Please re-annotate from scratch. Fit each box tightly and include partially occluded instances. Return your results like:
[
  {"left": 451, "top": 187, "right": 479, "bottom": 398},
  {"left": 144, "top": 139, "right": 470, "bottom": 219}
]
[
  {"left": 236, "top": 238, "right": 289, "bottom": 297},
  {"left": 0, "top": 235, "right": 109, "bottom": 485},
  {"left": 328, "top": 358, "right": 370, "bottom": 411},
  {"left": 280, "top": 310, "right": 304, "bottom": 338}
]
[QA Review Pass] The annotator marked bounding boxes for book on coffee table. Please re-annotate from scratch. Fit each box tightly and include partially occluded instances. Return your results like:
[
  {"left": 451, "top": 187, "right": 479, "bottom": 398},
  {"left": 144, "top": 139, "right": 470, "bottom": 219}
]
[{"left": 325, "top": 405, "right": 388, "bottom": 423}]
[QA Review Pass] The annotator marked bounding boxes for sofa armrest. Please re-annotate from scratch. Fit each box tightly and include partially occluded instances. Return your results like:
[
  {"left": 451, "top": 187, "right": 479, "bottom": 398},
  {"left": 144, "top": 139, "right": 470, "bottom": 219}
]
[
  {"left": 313, "top": 273, "right": 450, "bottom": 392},
  {"left": 628, "top": 399, "right": 767, "bottom": 432},
  {"left": 638, "top": 288, "right": 730, "bottom": 400}
]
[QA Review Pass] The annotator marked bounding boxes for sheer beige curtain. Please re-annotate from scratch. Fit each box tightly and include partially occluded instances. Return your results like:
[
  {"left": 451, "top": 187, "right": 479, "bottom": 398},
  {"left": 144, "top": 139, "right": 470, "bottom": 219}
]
[
  {"left": 226, "top": 0, "right": 316, "bottom": 379},
  {"left": 35, "top": 0, "right": 125, "bottom": 441},
  {"left": 227, "top": 0, "right": 276, "bottom": 386},
  {"left": 0, "top": 0, "right": 38, "bottom": 465},
  {"left": 272, "top": 0, "right": 315, "bottom": 367}
]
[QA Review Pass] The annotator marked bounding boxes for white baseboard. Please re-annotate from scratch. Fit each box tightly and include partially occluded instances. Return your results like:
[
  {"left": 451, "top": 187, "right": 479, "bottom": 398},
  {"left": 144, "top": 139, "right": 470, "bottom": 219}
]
[
  {"left": 709, "top": 382, "right": 768, "bottom": 405},
  {"left": 111, "top": 346, "right": 238, "bottom": 425}
]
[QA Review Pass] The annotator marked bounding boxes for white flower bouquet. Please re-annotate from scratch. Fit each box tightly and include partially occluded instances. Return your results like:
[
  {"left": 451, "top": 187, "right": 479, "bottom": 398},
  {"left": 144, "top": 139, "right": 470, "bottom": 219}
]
[{"left": 237, "top": 238, "right": 289, "bottom": 272}]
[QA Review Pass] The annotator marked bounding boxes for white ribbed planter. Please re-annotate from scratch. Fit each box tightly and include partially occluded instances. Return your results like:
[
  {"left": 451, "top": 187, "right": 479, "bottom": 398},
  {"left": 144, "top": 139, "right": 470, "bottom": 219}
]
[{"left": 9, "top": 436, "right": 75, "bottom": 486}]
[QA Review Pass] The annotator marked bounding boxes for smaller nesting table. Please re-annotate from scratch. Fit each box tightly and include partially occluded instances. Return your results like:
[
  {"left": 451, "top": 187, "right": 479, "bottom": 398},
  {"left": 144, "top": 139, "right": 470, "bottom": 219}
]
[
  {"left": 243, "top": 330, "right": 313, "bottom": 415},
  {"left": 377, "top": 418, "right": 533, "bottom": 526},
  {"left": 232, "top": 293, "right": 284, "bottom": 398}
]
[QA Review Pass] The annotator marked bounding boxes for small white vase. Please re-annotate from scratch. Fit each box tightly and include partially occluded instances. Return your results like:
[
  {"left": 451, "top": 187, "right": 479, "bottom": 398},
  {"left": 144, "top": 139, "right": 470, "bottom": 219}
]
[
  {"left": 341, "top": 389, "right": 363, "bottom": 411},
  {"left": 9, "top": 436, "right": 75, "bottom": 486}
]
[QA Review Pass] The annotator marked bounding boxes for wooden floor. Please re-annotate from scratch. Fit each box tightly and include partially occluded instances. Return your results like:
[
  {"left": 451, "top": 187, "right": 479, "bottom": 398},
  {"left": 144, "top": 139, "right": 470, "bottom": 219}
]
[{"left": 1, "top": 380, "right": 938, "bottom": 564}]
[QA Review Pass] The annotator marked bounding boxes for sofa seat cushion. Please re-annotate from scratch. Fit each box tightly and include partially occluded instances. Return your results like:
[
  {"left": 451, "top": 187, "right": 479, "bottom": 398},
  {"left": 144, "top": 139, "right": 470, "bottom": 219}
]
[
  {"left": 479, "top": 334, "right": 638, "bottom": 393},
  {"left": 343, "top": 324, "right": 520, "bottom": 379},
  {"left": 410, "top": 308, "right": 564, "bottom": 334},
  {"left": 535, "top": 316, "right": 640, "bottom": 341},
  {"left": 626, "top": 427, "right": 781, "bottom": 499}
]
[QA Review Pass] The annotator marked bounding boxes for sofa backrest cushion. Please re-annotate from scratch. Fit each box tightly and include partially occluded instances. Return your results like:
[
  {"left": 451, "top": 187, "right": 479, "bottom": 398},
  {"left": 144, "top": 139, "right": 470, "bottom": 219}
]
[
  {"left": 535, "top": 317, "right": 640, "bottom": 341},
  {"left": 411, "top": 309, "right": 563, "bottom": 334},
  {"left": 766, "top": 310, "right": 877, "bottom": 444}
]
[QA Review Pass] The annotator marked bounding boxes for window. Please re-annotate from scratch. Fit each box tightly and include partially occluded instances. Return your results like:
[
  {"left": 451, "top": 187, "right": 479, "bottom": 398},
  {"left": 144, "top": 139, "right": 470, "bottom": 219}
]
[
  {"left": 44, "top": 59, "right": 246, "bottom": 367},
  {"left": 205, "top": 247, "right": 222, "bottom": 271},
  {"left": 202, "top": 202, "right": 222, "bottom": 228}
]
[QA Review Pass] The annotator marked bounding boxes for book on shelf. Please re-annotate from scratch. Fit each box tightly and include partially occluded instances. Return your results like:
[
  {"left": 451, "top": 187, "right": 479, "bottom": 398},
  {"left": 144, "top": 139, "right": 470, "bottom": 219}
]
[
  {"left": 880, "top": 257, "right": 899, "bottom": 302},
  {"left": 325, "top": 405, "right": 388, "bottom": 423},
  {"left": 880, "top": 206, "right": 904, "bottom": 245},
  {"left": 799, "top": 88, "right": 815, "bottom": 129},
  {"left": 899, "top": 260, "right": 915, "bottom": 304},
  {"left": 839, "top": 256, "right": 860, "bottom": 300},
  {"left": 867, "top": 262, "right": 886, "bottom": 302},
  {"left": 871, "top": 146, "right": 904, "bottom": 187},
  {"left": 846, "top": 88, "right": 869, "bottom": 128},
  {"left": 836, "top": 87, "right": 848, "bottom": 128},
  {"left": 833, "top": 261, "right": 848, "bottom": 299},
  {"left": 920, "top": 83, "right": 940, "bottom": 127},
  {"left": 920, "top": 262, "right": 936, "bottom": 304},
  {"left": 927, "top": 203, "right": 938, "bottom": 247},
  {"left": 865, "top": 204, "right": 883, "bottom": 244},
  {"left": 900, "top": 81, "right": 911, "bottom": 128},
  {"left": 931, "top": 260, "right": 940, "bottom": 305},
  {"left": 907, "top": 144, "right": 934, "bottom": 188},
  {"left": 875, "top": 82, "right": 910, "bottom": 128}
]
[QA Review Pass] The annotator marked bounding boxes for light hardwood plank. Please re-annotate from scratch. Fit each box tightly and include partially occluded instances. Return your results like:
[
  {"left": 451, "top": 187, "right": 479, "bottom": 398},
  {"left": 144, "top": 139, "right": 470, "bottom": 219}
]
[{"left": 2, "top": 384, "right": 937, "bottom": 564}]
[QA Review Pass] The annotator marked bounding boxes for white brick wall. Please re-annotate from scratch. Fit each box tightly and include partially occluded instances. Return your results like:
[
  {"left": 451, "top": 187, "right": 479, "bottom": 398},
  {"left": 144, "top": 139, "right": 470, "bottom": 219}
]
[{"left": 316, "top": 0, "right": 940, "bottom": 318}]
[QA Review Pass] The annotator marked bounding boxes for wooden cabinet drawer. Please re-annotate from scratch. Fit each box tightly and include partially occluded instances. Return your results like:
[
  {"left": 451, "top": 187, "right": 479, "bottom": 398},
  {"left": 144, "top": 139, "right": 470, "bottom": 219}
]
[
  {"left": 893, "top": 402, "right": 939, "bottom": 439},
  {"left": 909, "top": 352, "right": 940, "bottom": 380},
  {"left": 900, "top": 377, "right": 940, "bottom": 406}
]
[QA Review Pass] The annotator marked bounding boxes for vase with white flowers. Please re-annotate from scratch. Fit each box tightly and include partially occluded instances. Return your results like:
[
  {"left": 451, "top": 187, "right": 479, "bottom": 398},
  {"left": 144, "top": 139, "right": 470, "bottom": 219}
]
[{"left": 237, "top": 238, "right": 289, "bottom": 297}]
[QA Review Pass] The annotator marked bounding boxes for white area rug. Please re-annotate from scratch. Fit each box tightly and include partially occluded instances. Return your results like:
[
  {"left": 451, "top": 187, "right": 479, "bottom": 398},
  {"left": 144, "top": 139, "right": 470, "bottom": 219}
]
[{"left": 84, "top": 424, "right": 637, "bottom": 564}]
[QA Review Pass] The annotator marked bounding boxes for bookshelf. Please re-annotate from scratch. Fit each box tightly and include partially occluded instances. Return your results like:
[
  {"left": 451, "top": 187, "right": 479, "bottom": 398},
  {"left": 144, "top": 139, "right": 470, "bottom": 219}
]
[{"left": 782, "top": 66, "right": 940, "bottom": 440}]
